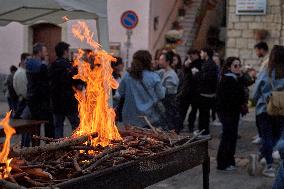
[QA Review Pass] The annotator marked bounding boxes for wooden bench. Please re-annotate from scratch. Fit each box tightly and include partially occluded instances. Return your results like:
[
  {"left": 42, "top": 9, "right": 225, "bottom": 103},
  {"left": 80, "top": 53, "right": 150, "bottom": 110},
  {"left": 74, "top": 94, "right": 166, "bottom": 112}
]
[{"left": 0, "top": 119, "right": 47, "bottom": 146}]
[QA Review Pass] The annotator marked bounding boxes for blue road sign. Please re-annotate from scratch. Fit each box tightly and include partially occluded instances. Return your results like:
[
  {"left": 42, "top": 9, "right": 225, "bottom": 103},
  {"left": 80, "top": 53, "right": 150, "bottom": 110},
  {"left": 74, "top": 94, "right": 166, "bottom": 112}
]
[{"left": 121, "top": 10, "right": 139, "bottom": 30}]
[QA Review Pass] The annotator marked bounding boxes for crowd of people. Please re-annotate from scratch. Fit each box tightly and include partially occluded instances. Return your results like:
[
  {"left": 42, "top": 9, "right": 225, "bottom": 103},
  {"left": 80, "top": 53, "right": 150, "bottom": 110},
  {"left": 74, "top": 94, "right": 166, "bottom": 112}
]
[
  {"left": 2, "top": 40, "right": 284, "bottom": 187},
  {"left": 3, "top": 42, "right": 81, "bottom": 145}
]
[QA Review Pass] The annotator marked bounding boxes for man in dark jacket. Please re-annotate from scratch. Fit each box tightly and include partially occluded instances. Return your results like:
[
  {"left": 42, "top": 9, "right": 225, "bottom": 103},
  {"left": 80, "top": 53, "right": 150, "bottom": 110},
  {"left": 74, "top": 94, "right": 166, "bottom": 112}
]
[
  {"left": 194, "top": 47, "right": 218, "bottom": 137},
  {"left": 48, "top": 42, "right": 80, "bottom": 138},
  {"left": 176, "top": 49, "right": 202, "bottom": 132},
  {"left": 25, "top": 43, "right": 54, "bottom": 144}
]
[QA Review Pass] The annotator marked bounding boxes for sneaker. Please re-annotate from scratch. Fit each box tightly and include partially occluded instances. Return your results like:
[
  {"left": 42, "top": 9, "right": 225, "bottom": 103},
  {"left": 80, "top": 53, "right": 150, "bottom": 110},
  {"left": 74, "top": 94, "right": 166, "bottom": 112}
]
[
  {"left": 262, "top": 167, "right": 275, "bottom": 178},
  {"left": 272, "top": 151, "right": 281, "bottom": 161},
  {"left": 260, "top": 157, "right": 266, "bottom": 167},
  {"left": 252, "top": 135, "right": 259, "bottom": 140},
  {"left": 227, "top": 165, "right": 237, "bottom": 171},
  {"left": 247, "top": 154, "right": 257, "bottom": 176},
  {"left": 252, "top": 137, "right": 262, "bottom": 144},
  {"left": 218, "top": 165, "right": 237, "bottom": 171}
]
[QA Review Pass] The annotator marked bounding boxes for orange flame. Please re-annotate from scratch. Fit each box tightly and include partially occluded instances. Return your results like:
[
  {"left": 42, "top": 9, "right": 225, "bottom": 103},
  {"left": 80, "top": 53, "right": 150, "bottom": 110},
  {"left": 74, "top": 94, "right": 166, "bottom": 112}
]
[
  {"left": 72, "top": 21, "right": 122, "bottom": 147},
  {"left": 0, "top": 112, "right": 16, "bottom": 179}
]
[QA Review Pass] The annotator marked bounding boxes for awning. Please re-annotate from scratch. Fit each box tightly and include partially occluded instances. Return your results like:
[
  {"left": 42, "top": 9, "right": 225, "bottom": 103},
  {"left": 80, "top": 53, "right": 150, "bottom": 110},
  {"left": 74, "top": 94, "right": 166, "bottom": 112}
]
[{"left": 0, "top": 0, "right": 109, "bottom": 49}]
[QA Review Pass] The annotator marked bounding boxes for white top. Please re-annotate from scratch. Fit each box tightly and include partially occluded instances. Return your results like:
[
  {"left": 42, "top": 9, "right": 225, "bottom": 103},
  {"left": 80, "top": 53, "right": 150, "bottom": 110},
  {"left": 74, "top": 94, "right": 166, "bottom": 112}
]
[{"left": 13, "top": 67, "right": 27, "bottom": 98}]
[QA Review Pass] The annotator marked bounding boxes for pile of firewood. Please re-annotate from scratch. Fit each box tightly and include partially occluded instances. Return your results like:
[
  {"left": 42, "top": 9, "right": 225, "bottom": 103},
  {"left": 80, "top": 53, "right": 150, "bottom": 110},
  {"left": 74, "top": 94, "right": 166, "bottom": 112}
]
[{"left": 0, "top": 125, "right": 200, "bottom": 189}]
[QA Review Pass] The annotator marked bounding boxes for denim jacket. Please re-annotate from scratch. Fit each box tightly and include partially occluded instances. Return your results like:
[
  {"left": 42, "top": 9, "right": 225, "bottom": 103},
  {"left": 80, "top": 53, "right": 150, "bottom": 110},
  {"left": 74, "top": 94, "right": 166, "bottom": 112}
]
[
  {"left": 118, "top": 71, "right": 166, "bottom": 127},
  {"left": 253, "top": 69, "right": 284, "bottom": 116}
]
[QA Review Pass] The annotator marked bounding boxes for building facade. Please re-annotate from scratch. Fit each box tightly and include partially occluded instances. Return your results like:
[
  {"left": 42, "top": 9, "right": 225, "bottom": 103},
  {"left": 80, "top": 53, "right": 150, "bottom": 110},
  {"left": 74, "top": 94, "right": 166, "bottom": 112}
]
[{"left": 226, "top": 0, "right": 284, "bottom": 68}]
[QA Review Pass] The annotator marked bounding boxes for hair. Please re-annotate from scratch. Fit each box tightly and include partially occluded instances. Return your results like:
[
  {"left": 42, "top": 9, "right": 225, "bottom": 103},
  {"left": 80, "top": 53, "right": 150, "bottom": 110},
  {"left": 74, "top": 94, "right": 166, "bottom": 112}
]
[
  {"left": 201, "top": 47, "right": 214, "bottom": 59},
  {"left": 129, "top": 50, "right": 152, "bottom": 80},
  {"left": 187, "top": 49, "right": 200, "bottom": 55},
  {"left": 20, "top": 53, "right": 30, "bottom": 61},
  {"left": 254, "top": 41, "right": 269, "bottom": 51},
  {"left": 10, "top": 65, "right": 17, "bottom": 73},
  {"left": 173, "top": 53, "right": 182, "bottom": 70},
  {"left": 161, "top": 51, "right": 175, "bottom": 66},
  {"left": 33, "top": 43, "right": 45, "bottom": 55},
  {"left": 221, "top": 57, "right": 241, "bottom": 76},
  {"left": 268, "top": 45, "right": 284, "bottom": 79},
  {"left": 55, "top": 41, "right": 70, "bottom": 58},
  {"left": 111, "top": 57, "right": 123, "bottom": 68}
]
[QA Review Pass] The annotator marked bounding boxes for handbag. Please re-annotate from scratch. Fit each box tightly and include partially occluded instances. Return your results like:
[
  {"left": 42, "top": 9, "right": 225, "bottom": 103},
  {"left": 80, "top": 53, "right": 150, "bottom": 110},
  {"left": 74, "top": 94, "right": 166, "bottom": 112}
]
[
  {"left": 267, "top": 78, "right": 284, "bottom": 116},
  {"left": 139, "top": 80, "right": 166, "bottom": 114}
]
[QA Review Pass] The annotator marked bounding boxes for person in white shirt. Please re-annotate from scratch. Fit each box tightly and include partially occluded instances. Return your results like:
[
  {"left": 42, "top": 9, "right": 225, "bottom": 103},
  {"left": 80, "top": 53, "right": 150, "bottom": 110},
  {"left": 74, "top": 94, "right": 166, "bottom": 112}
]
[{"left": 13, "top": 53, "right": 31, "bottom": 118}]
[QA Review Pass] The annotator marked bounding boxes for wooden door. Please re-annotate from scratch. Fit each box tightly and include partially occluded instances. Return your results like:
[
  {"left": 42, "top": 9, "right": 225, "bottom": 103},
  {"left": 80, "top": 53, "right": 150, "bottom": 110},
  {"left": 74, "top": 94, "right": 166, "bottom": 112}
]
[{"left": 32, "top": 23, "right": 62, "bottom": 64}]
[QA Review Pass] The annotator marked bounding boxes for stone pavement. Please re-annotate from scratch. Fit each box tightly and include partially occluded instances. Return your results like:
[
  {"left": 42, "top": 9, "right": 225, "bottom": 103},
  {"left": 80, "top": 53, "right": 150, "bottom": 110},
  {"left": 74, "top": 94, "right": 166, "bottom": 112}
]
[
  {"left": 147, "top": 110, "right": 274, "bottom": 189},
  {"left": 0, "top": 101, "right": 275, "bottom": 188}
]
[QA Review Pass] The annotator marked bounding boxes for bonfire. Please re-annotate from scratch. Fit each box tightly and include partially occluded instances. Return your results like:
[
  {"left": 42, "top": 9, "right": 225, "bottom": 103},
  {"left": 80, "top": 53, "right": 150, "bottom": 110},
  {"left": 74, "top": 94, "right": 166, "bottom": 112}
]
[{"left": 0, "top": 21, "right": 197, "bottom": 188}]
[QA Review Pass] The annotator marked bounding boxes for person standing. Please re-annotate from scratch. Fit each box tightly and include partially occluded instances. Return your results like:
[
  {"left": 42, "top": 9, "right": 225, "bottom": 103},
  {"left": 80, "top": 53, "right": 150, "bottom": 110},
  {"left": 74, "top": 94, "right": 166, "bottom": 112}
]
[
  {"left": 194, "top": 48, "right": 218, "bottom": 138},
  {"left": 26, "top": 43, "right": 54, "bottom": 141},
  {"left": 252, "top": 41, "right": 270, "bottom": 144},
  {"left": 3, "top": 65, "right": 18, "bottom": 115},
  {"left": 250, "top": 45, "right": 284, "bottom": 177},
  {"left": 48, "top": 42, "right": 80, "bottom": 139},
  {"left": 118, "top": 50, "right": 165, "bottom": 127},
  {"left": 176, "top": 49, "right": 202, "bottom": 132},
  {"left": 111, "top": 57, "right": 124, "bottom": 122},
  {"left": 216, "top": 57, "right": 246, "bottom": 171},
  {"left": 158, "top": 51, "right": 180, "bottom": 132},
  {"left": 13, "top": 53, "right": 31, "bottom": 118}
]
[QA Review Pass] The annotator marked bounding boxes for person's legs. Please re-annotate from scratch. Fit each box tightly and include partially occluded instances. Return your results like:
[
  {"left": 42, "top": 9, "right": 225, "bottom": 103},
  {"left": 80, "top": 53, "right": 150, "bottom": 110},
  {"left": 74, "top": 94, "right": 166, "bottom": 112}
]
[
  {"left": 272, "top": 160, "right": 284, "bottom": 189},
  {"left": 14, "top": 99, "right": 27, "bottom": 119},
  {"left": 188, "top": 103, "right": 198, "bottom": 132},
  {"left": 258, "top": 113, "right": 274, "bottom": 167},
  {"left": 53, "top": 113, "right": 65, "bottom": 139},
  {"left": 198, "top": 96, "right": 211, "bottom": 135},
  {"left": 66, "top": 111, "right": 80, "bottom": 131},
  {"left": 217, "top": 112, "right": 239, "bottom": 170},
  {"left": 228, "top": 113, "right": 240, "bottom": 166}
]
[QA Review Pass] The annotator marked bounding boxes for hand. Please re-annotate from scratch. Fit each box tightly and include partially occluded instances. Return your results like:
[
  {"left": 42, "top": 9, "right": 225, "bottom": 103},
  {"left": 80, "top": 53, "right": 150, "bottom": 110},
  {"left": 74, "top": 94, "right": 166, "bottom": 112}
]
[{"left": 191, "top": 68, "right": 199, "bottom": 75}]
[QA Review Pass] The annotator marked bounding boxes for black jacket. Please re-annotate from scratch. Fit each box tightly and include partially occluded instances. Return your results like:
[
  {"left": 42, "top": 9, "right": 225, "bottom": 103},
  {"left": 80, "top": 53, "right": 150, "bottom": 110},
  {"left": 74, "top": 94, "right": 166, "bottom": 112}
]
[
  {"left": 177, "top": 59, "right": 202, "bottom": 101},
  {"left": 48, "top": 58, "right": 79, "bottom": 114},
  {"left": 195, "top": 58, "right": 218, "bottom": 95},
  {"left": 216, "top": 72, "right": 246, "bottom": 113}
]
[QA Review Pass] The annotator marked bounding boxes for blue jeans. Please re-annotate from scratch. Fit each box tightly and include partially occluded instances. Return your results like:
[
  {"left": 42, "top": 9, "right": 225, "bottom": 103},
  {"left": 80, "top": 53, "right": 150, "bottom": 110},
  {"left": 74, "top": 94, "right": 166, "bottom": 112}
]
[
  {"left": 258, "top": 113, "right": 284, "bottom": 166},
  {"left": 273, "top": 154, "right": 284, "bottom": 189},
  {"left": 53, "top": 112, "right": 80, "bottom": 139}
]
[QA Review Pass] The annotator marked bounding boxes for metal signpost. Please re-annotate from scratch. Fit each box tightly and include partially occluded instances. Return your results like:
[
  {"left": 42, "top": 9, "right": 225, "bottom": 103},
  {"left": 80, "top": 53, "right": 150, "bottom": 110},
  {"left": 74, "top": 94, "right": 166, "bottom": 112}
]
[{"left": 120, "top": 10, "right": 139, "bottom": 67}]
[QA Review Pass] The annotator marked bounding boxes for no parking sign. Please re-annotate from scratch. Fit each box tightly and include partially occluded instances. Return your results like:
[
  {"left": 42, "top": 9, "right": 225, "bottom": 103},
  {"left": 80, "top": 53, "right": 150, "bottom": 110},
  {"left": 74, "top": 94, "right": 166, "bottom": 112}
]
[{"left": 120, "top": 10, "right": 139, "bottom": 30}]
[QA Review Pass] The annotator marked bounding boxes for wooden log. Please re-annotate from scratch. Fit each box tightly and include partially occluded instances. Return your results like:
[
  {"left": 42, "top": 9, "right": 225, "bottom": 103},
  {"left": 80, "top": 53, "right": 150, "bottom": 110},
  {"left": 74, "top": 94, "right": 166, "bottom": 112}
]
[
  {"left": 24, "top": 176, "right": 45, "bottom": 187},
  {"left": 32, "top": 135, "right": 61, "bottom": 143},
  {"left": 11, "top": 133, "right": 98, "bottom": 157},
  {"left": 82, "top": 151, "right": 120, "bottom": 174},
  {"left": 81, "top": 145, "right": 125, "bottom": 169},
  {"left": 72, "top": 152, "right": 82, "bottom": 172},
  {"left": 0, "top": 179, "right": 26, "bottom": 189}
]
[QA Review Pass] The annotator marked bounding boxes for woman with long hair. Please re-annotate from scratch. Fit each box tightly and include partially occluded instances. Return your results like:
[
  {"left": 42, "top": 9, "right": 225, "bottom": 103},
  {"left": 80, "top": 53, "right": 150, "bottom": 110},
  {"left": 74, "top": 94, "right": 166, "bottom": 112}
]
[
  {"left": 216, "top": 57, "right": 246, "bottom": 171},
  {"left": 157, "top": 51, "right": 180, "bottom": 132},
  {"left": 118, "top": 50, "right": 165, "bottom": 127},
  {"left": 251, "top": 45, "right": 284, "bottom": 178}
]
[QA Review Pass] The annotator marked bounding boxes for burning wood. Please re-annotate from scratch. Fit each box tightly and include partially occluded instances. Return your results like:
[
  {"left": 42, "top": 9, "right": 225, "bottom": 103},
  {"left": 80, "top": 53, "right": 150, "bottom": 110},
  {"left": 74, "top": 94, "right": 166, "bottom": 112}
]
[
  {"left": 0, "top": 21, "right": 199, "bottom": 188},
  {"left": 0, "top": 125, "right": 196, "bottom": 188}
]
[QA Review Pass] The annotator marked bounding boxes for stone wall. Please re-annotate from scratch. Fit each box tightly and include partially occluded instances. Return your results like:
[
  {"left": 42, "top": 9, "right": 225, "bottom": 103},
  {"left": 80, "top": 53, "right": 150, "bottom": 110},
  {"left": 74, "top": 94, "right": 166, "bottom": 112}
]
[{"left": 226, "top": 0, "right": 283, "bottom": 69}]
